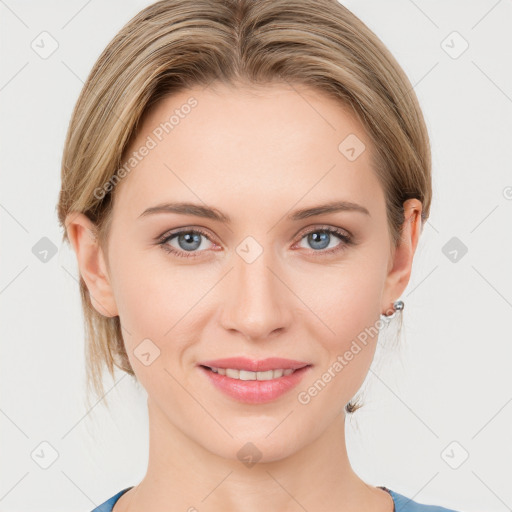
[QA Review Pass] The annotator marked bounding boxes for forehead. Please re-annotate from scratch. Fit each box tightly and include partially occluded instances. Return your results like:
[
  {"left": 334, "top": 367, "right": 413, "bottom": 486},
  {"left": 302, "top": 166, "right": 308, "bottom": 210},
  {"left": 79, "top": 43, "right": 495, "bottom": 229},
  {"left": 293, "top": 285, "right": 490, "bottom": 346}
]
[{"left": 112, "top": 82, "right": 384, "bottom": 223}]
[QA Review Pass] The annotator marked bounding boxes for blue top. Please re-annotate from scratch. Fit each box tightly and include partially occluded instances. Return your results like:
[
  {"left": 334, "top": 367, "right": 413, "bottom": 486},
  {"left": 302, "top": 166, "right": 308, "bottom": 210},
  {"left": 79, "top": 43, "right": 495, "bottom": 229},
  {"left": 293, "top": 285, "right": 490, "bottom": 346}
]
[{"left": 90, "top": 485, "right": 462, "bottom": 511}]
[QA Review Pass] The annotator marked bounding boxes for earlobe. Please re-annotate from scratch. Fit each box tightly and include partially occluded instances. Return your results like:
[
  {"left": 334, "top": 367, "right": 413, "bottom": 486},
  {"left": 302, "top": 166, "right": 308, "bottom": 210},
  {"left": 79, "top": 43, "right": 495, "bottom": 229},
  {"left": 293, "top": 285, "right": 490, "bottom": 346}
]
[{"left": 65, "top": 212, "right": 118, "bottom": 318}]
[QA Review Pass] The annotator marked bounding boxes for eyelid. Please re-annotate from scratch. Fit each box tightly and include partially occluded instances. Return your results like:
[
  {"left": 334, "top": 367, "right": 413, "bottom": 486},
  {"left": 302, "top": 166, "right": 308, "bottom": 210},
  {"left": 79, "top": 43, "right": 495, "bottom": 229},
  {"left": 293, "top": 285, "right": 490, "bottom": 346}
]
[
  {"left": 294, "top": 223, "right": 352, "bottom": 240},
  {"left": 156, "top": 225, "right": 216, "bottom": 243}
]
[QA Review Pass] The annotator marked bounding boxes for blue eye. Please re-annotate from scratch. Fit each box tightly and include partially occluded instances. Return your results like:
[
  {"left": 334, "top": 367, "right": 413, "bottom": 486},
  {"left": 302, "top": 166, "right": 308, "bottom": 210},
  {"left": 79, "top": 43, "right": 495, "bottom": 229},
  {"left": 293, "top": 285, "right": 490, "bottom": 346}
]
[
  {"left": 297, "top": 227, "right": 352, "bottom": 254},
  {"left": 157, "top": 226, "right": 353, "bottom": 259},
  {"left": 158, "top": 229, "right": 214, "bottom": 258}
]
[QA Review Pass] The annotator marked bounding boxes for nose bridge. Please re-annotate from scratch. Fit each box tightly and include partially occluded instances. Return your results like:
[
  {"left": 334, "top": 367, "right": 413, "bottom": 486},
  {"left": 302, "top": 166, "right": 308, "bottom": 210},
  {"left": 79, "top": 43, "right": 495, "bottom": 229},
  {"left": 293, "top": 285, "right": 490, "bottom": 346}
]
[{"left": 220, "top": 240, "right": 291, "bottom": 339}]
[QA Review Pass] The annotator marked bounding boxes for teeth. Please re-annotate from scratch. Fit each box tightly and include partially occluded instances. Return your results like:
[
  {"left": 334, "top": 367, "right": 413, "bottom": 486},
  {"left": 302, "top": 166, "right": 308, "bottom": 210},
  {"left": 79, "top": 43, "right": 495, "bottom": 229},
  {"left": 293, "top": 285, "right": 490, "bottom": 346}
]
[{"left": 209, "top": 367, "right": 296, "bottom": 380}]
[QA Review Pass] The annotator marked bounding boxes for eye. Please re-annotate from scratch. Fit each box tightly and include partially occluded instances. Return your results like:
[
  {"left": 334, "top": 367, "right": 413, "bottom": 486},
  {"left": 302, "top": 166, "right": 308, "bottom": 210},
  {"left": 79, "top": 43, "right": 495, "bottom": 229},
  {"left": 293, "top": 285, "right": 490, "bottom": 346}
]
[
  {"left": 157, "top": 225, "right": 354, "bottom": 259},
  {"left": 295, "top": 226, "right": 353, "bottom": 255},
  {"left": 157, "top": 228, "right": 215, "bottom": 258}
]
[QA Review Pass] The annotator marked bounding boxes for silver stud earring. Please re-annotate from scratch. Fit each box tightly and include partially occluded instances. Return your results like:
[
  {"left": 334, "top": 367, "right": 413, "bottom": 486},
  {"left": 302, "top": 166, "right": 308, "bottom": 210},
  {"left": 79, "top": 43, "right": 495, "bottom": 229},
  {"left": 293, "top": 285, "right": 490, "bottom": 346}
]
[{"left": 380, "top": 300, "right": 404, "bottom": 320}]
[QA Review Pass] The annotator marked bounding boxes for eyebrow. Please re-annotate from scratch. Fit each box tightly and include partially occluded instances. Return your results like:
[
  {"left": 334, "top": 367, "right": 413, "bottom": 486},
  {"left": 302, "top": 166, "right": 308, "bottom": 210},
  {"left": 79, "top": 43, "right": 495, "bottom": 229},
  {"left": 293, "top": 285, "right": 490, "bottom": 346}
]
[{"left": 138, "top": 200, "right": 370, "bottom": 223}]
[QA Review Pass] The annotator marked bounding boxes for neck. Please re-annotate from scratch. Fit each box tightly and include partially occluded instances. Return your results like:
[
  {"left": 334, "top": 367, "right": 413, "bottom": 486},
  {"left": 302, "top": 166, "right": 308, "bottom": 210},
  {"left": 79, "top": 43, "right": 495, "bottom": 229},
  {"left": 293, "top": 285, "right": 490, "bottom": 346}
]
[{"left": 115, "top": 398, "right": 392, "bottom": 512}]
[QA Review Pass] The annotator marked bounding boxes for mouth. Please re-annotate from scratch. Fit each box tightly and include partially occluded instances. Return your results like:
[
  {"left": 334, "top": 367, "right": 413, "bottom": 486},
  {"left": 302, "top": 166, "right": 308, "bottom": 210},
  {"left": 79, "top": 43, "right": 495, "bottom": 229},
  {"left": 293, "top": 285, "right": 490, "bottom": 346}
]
[
  {"left": 197, "top": 358, "right": 313, "bottom": 404},
  {"left": 199, "top": 364, "right": 310, "bottom": 381}
]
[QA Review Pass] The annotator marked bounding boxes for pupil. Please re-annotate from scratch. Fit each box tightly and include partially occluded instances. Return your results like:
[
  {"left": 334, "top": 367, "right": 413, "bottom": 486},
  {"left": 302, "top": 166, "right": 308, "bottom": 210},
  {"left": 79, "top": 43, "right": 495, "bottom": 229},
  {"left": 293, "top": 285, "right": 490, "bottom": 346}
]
[{"left": 309, "top": 231, "right": 329, "bottom": 250}]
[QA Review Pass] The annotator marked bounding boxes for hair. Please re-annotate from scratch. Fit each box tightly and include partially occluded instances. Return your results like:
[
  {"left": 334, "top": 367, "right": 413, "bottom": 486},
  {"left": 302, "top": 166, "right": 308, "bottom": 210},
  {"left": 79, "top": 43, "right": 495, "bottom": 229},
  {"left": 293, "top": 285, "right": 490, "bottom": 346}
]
[{"left": 56, "top": 0, "right": 431, "bottom": 414}]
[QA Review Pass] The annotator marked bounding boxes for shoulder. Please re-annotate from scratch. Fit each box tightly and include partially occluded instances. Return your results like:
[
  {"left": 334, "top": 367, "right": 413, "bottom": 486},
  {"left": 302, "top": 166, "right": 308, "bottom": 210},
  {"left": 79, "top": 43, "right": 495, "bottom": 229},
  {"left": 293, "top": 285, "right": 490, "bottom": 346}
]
[
  {"left": 89, "top": 487, "right": 134, "bottom": 512},
  {"left": 91, "top": 486, "right": 463, "bottom": 512},
  {"left": 387, "top": 488, "right": 463, "bottom": 512}
]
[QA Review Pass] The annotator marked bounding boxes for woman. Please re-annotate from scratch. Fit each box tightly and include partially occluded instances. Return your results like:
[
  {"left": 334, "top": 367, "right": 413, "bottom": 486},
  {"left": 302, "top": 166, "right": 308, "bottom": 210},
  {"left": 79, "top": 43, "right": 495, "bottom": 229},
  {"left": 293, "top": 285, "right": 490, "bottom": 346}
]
[{"left": 57, "top": 0, "right": 463, "bottom": 510}]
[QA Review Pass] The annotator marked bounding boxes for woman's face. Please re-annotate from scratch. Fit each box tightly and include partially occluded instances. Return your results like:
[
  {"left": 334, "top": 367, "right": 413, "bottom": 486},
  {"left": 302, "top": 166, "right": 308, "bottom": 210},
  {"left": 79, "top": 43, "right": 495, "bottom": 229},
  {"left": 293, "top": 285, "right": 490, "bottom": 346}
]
[{"left": 81, "top": 81, "right": 419, "bottom": 462}]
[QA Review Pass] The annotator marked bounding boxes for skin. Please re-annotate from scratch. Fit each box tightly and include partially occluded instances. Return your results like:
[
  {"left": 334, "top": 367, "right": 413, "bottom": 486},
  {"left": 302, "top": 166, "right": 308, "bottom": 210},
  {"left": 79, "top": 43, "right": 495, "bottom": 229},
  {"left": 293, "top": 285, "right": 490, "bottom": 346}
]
[{"left": 66, "top": 81, "right": 422, "bottom": 512}]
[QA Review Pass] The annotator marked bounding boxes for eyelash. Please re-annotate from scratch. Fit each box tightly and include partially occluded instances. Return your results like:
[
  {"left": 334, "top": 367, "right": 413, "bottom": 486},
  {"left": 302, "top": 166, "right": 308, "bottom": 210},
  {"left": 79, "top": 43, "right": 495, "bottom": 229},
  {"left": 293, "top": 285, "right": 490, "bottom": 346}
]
[{"left": 157, "top": 226, "right": 353, "bottom": 259}]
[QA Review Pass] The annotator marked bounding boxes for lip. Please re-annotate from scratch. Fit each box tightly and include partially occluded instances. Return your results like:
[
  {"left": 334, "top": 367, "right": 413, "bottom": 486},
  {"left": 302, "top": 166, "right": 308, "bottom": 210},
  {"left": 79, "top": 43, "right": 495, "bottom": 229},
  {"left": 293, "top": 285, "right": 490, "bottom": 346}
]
[
  {"left": 197, "top": 358, "right": 312, "bottom": 404},
  {"left": 198, "top": 357, "right": 310, "bottom": 372}
]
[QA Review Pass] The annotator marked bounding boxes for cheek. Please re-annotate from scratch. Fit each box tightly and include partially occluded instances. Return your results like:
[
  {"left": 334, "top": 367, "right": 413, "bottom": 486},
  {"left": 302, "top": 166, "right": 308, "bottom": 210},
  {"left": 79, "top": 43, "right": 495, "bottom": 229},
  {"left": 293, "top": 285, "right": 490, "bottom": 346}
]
[
  {"left": 296, "top": 258, "right": 384, "bottom": 341},
  {"left": 294, "top": 259, "right": 384, "bottom": 395},
  {"left": 296, "top": 308, "right": 380, "bottom": 419},
  {"left": 334, "top": 270, "right": 382, "bottom": 340},
  {"left": 108, "top": 246, "right": 177, "bottom": 361},
  {"left": 110, "top": 249, "right": 211, "bottom": 376},
  {"left": 111, "top": 244, "right": 194, "bottom": 332}
]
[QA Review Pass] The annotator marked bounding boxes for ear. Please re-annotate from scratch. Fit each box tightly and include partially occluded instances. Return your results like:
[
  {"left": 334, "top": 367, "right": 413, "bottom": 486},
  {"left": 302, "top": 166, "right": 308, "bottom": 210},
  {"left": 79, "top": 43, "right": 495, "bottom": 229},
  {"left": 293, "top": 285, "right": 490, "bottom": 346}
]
[
  {"left": 65, "top": 212, "right": 118, "bottom": 318},
  {"left": 381, "top": 198, "right": 423, "bottom": 313}
]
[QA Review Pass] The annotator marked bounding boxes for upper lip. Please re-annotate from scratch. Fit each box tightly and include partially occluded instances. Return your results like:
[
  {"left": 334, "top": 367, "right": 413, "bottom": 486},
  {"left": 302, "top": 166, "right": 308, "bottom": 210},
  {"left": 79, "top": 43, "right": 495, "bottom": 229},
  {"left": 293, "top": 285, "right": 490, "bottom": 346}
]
[{"left": 198, "top": 357, "right": 311, "bottom": 372}]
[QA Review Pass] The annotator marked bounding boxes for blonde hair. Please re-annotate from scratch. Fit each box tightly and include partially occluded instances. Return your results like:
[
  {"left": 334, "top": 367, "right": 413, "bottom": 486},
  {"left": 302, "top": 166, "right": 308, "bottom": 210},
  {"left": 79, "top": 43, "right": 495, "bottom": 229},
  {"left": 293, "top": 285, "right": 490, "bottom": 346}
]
[{"left": 56, "top": 0, "right": 431, "bottom": 413}]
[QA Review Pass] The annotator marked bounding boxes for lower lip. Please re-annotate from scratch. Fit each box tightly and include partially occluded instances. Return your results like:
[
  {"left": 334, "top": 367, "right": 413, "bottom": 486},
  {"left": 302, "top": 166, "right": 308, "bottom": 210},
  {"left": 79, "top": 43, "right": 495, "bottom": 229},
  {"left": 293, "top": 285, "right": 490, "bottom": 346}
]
[{"left": 198, "top": 365, "right": 311, "bottom": 404}]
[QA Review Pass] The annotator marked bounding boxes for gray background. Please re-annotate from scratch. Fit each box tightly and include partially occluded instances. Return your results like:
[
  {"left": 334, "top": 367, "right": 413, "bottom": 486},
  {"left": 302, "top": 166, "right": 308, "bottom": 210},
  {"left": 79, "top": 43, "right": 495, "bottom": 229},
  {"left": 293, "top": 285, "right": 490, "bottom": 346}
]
[{"left": 1, "top": 0, "right": 511, "bottom": 510}]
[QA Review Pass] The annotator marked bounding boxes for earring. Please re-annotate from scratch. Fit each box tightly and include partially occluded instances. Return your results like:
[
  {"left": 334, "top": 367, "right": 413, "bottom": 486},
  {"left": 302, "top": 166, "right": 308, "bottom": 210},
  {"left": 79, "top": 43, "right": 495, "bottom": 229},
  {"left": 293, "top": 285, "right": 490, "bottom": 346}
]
[{"left": 380, "top": 300, "right": 404, "bottom": 320}]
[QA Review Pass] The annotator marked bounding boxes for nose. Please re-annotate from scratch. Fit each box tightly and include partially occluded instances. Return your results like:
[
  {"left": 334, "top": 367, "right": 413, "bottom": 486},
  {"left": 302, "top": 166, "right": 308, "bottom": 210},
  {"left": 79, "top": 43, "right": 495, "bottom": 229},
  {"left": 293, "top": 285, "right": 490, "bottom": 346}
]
[{"left": 219, "top": 246, "right": 293, "bottom": 341}]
